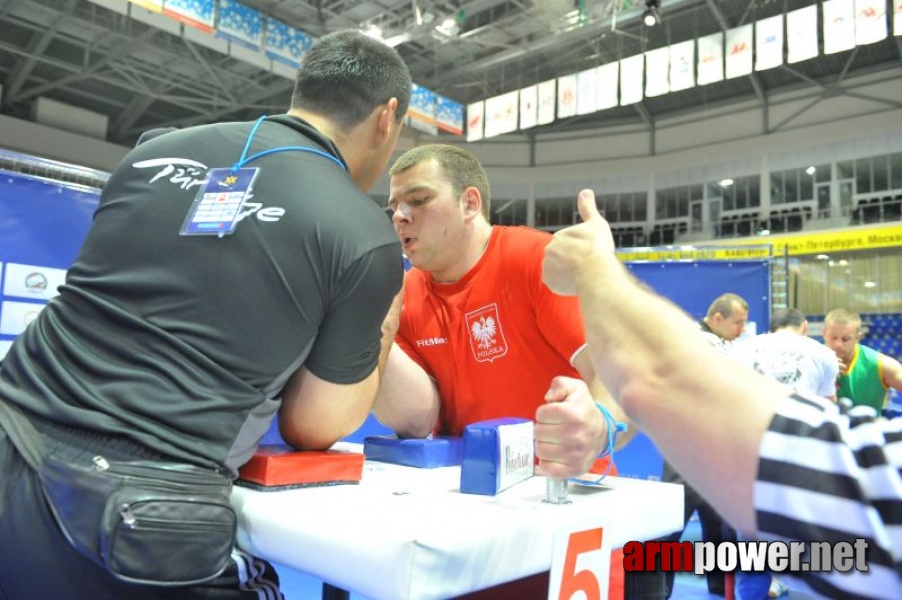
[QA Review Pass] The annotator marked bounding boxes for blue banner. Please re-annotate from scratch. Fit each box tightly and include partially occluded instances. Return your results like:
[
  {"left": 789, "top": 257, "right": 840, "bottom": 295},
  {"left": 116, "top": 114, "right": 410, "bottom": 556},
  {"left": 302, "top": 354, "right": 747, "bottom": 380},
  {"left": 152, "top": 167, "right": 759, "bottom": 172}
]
[
  {"left": 163, "top": 0, "right": 215, "bottom": 32},
  {"left": 613, "top": 259, "right": 771, "bottom": 480},
  {"left": 0, "top": 171, "right": 99, "bottom": 358},
  {"left": 436, "top": 94, "right": 464, "bottom": 136},
  {"left": 216, "top": 0, "right": 264, "bottom": 50},
  {"left": 407, "top": 83, "right": 437, "bottom": 135},
  {"left": 627, "top": 260, "right": 770, "bottom": 332},
  {"left": 265, "top": 17, "right": 313, "bottom": 68}
]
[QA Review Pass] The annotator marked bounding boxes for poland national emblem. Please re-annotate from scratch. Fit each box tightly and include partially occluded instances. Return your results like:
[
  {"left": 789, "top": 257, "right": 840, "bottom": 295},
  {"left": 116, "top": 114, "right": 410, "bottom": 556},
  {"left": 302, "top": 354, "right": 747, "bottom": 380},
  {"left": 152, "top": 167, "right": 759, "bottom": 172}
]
[{"left": 466, "top": 304, "right": 508, "bottom": 362}]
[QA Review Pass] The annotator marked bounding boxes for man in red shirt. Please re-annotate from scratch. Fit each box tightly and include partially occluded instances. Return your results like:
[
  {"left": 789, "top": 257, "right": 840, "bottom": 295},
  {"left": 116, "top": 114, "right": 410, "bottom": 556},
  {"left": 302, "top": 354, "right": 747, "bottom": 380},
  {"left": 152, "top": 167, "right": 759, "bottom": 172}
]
[
  {"left": 374, "top": 144, "right": 631, "bottom": 477},
  {"left": 374, "top": 143, "right": 640, "bottom": 598}
]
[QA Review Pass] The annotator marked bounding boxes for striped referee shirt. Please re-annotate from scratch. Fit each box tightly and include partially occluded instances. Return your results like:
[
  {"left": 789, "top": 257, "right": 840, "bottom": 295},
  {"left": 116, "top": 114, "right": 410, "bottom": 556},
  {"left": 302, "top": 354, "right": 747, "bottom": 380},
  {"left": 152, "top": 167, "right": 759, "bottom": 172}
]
[{"left": 755, "top": 393, "right": 902, "bottom": 599}]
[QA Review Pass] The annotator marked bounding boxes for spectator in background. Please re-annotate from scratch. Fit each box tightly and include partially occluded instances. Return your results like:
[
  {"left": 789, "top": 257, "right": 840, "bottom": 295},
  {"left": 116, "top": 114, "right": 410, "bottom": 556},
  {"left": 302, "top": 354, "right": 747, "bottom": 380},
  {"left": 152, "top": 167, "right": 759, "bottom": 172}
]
[
  {"left": 542, "top": 189, "right": 902, "bottom": 599},
  {"left": 824, "top": 308, "right": 902, "bottom": 413},
  {"left": 657, "top": 292, "right": 749, "bottom": 598},
  {"left": 730, "top": 307, "right": 840, "bottom": 599},
  {"left": 0, "top": 30, "right": 411, "bottom": 600},
  {"left": 699, "top": 292, "right": 750, "bottom": 351},
  {"left": 733, "top": 307, "right": 839, "bottom": 403}
]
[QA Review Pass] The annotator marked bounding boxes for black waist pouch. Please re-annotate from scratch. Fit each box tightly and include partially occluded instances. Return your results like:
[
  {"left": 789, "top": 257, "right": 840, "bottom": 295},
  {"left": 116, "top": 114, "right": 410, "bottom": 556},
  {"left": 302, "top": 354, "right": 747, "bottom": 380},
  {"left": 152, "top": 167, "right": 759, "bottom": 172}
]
[{"left": 39, "top": 453, "right": 237, "bottom": 586}]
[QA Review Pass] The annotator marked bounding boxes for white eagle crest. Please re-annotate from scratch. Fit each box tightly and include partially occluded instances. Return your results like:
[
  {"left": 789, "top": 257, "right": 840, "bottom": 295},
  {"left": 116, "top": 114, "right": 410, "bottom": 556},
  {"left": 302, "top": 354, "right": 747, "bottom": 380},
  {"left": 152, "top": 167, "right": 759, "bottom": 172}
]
[{"left": 471, "top": 316, "right": 497, "bottom": 349}]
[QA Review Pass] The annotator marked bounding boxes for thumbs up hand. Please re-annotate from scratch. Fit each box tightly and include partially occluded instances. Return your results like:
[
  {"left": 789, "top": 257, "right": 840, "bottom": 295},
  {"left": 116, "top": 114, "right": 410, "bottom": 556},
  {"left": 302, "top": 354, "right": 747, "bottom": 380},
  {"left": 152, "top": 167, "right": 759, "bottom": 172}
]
[{"left": 542, "top": 189, "right": 616, "bottom": 296}]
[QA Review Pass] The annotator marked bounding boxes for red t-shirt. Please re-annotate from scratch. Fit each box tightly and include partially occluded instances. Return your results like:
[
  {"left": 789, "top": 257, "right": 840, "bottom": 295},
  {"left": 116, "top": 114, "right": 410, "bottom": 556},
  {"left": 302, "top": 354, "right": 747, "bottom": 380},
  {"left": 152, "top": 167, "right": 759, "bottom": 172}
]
[{"left": 397, "top": 226, "right": 587, "bottom": 436}]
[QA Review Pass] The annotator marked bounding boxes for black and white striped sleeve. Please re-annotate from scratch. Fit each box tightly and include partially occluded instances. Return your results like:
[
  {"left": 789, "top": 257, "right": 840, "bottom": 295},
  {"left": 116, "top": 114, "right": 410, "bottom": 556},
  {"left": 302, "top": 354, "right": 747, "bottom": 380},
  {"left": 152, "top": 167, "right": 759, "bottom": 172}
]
[{"left": 754, "top": 393, "right": 902, "bottom": 598}]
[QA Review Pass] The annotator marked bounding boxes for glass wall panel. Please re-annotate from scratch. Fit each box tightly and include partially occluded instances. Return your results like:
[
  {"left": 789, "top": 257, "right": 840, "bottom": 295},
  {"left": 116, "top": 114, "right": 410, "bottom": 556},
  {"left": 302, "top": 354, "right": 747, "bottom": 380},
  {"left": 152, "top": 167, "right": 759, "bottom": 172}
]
[
  {"left": 873, "top": 155, "right": 889, "bottom": 192},
  {"left": 632, "top": 192, "right": 648, "bottom": 221},
  {"left": 771, "top": 172, "right": 784, "bottom": 204},
  {"left": 856, "top": 158, "right": 871, "bottom": 193},
  {"left": 784, "top": 170, "right": 798, "bottom": 203},
  {"left": 800, "top": 169, "right": 814, "bottom": 200},
  {"left": 837, "top": 160, "right": 854, "bottom": 180},
  {"left": 891, "top": 152, "right": 902, "bottom": 190},
  {"left": 619, "top": 194, "right": 634, "bottom": 221}
]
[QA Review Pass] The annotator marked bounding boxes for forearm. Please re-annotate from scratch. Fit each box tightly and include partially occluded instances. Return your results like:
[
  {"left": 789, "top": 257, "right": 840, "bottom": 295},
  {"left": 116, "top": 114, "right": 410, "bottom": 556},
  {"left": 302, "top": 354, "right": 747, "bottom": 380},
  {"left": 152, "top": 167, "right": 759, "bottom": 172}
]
[
  {"left": 377, "top": 324, "right": 394, "bottom": 378},
  {"left": 378, "top": 290, "right": 404, "bottom": 378},
  {"left": 279, "top": 367, "right": 379, "bottom": 450},
  {"left": 573, "top": 253, "right": 785, "bottom": 534},
  {"left": 587, "top": 377, "right": 635, "bottom": 451},
  {"left": 574, "top": 351, "right": 634, "bottom": 453},
  {"left": 372, "top": 344, "right": 440, "bottom": 438}
]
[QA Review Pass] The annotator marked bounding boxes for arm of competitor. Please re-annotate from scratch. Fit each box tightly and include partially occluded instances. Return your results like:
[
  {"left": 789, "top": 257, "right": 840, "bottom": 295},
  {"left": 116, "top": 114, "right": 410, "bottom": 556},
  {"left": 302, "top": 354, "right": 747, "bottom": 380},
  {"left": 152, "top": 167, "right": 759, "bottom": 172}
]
[
  {"left": 542, "top": 189, "right": 788, "bottom": 535},
  {"left": 372, "top": 344, "right": 441, "bottom": 439},
  {"left": 279, "top": 245, "right": 403, "bottom": 451},
  {"left": 533, "top": 351, "right": 631, "bottom": 479},
  {"left": 279, "top": 367, "right": 382, "bottom": 451}
]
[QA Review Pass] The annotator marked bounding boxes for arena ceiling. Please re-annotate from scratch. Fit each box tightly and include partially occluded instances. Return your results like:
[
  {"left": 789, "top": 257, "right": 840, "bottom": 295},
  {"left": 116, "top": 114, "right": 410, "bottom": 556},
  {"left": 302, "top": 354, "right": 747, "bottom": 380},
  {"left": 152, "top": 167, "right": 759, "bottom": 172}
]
[{"left": 0, "top": 0, "right": 900, "bottom": 148}]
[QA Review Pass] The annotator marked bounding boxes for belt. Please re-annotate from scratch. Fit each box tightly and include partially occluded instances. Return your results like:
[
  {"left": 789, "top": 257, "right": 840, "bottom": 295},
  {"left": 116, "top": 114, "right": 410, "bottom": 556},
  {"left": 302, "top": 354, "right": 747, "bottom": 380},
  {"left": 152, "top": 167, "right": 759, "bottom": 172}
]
[{"left": 29, "top": 412, "right": 169, "bottom": 462}]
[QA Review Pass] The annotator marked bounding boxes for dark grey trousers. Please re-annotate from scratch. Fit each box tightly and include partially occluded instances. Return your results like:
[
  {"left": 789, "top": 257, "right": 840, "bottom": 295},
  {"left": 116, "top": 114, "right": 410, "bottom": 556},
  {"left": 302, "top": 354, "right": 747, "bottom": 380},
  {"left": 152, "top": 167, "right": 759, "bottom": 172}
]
[{"left": 661, "top": 460, "right": 737, "bottom": 598}]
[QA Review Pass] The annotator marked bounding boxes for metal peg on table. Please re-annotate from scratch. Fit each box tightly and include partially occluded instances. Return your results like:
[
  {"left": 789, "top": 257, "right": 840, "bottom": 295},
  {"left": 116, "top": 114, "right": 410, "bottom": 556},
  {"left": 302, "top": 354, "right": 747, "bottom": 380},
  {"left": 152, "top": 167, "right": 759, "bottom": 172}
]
[{"left": 545, "top": 477, "right": 570, "bottom": 504}]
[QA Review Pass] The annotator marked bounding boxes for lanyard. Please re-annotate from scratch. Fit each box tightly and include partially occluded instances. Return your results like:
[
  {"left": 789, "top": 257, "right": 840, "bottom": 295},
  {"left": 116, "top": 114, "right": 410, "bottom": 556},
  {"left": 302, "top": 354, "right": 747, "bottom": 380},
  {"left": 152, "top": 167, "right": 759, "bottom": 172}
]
[{"left": 232, "top": 116, "right": 347, "bottom": 173}]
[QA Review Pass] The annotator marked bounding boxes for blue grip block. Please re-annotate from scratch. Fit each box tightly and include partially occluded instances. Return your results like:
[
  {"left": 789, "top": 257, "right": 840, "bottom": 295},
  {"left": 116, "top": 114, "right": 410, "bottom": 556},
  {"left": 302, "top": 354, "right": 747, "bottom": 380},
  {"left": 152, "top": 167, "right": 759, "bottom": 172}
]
[
  {"left": 363, "top": 435, "right": 464, "bottom": 468},
  {"left": 459, "top": 418, "right": 534, "bottom": 496}
]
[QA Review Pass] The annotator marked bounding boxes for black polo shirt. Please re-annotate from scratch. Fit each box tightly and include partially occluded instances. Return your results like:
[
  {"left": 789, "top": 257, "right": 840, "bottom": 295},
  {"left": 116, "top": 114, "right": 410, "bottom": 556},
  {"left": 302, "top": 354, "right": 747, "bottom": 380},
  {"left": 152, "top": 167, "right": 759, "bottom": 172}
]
[{"left": 0, "top": 115, "right": 402, "bottom": 474}]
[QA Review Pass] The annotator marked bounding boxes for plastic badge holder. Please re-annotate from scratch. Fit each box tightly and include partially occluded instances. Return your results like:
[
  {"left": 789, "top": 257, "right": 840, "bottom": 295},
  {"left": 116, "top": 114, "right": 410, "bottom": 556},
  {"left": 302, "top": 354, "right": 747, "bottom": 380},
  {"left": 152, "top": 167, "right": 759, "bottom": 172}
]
[
  {"left": 363, "top": 435, "right": 465, "bottom": 469},
  {"left": 237, "top": 444, "right": 364, "bottom": 491},
  {"left": 459, "top": 417, "right": 534, "bottom": 496}
]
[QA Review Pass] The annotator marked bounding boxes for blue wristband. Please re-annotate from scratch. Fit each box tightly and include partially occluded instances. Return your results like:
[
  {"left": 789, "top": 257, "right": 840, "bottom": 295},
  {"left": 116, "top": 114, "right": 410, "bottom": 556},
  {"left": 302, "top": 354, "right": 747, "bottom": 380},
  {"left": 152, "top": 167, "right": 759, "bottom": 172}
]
[
  {"left": 568, "top": 403, "right": 627, "bottom": 487},
  {"left": 595, "top": 401, "right": 627, "bottom": 459}
]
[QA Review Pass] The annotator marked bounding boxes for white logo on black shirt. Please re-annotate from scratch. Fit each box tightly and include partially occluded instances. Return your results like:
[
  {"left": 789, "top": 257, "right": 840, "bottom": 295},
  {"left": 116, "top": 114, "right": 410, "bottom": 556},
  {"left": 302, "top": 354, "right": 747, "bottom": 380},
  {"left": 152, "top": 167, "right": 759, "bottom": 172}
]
[{"left": 133, "top": 157, "right": 208, "bottom": 190}]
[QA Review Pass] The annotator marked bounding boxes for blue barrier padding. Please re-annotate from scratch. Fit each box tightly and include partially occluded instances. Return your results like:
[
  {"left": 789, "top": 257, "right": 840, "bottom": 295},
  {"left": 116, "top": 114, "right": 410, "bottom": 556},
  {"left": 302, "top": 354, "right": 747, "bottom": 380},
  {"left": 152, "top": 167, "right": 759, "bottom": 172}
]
[
  {"left": 459, "top": 417, "right": 532, "bottom": 496},
  {"left": 363, "top": 435, "right": 464, "bottom": 468}
]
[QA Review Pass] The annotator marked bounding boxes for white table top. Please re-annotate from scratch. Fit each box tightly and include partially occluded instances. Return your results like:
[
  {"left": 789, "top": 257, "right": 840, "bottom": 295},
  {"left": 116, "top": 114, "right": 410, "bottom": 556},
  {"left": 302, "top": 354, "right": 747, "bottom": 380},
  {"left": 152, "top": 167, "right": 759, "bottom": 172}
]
[{"left": 232, "top": 444, "right": 683, "bottom": 600}]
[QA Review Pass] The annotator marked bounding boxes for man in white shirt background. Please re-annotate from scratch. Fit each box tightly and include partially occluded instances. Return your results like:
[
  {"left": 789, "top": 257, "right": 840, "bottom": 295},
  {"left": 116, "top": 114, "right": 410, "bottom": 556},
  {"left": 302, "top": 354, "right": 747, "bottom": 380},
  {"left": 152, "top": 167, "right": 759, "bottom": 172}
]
[
  {"left": 732, "top": 307, "right": 839, "bottom": 403},
  {"left": 724, "top": 307, "right": 839, "bottom": 598}
]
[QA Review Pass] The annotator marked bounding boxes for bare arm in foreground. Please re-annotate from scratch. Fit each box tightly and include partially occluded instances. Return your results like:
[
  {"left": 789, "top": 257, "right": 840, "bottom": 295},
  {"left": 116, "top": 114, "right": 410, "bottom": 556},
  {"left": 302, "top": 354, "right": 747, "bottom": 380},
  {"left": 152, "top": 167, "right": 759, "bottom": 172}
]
[{"left": 542, "top": 190, "right": 789, "bottom": 535}]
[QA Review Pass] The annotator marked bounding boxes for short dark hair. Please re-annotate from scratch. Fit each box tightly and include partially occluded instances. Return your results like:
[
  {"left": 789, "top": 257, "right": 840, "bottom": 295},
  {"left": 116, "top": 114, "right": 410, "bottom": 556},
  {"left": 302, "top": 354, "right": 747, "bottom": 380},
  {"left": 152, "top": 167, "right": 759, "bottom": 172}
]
[
  {"left": 706, "top": 293, "right": 748, "bottom": 319},
  {"left": 290, "top": 30, "right": 411, "bottom": 131},
  {"left": 770, "top": 308, "right": 805, "bottom": 332},
  {"left": 389, "top": 144, "right": 492, "bottom": 220}
]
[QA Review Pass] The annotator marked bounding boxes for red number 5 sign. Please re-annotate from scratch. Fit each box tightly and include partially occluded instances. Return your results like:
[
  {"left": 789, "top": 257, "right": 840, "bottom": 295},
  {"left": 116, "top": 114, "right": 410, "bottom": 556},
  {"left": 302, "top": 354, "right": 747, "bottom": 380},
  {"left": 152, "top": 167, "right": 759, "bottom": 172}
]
[{"left": 548, "top": 526, "right": 611, "bottom": 600}]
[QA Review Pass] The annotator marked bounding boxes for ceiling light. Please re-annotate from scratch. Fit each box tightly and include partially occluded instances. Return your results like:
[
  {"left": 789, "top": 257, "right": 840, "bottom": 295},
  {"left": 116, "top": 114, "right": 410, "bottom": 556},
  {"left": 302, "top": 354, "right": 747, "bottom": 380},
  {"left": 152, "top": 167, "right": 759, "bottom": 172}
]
[
  {"left": 435, "top": 9, "right": 466, "bottom": 37},
  {"left": 719, "top": 178, "right": 734, "bottom": 187},
  {"left": 435, "top": 17, "right": 460, "bottom": 36},
  {"left": 643, "top": 0, "right": 661, "bottom": 27},
  {"left": 363, "top": 25, "right": 382, "bottom": 39},
  {"left": 864, "top": 281, "right": 876, "bottom": 288},
  {"left": 805, "top": 166, "right": 816, "bottom": 176},
  {"left": 816, "top": 254, "right": 829, "bottom": 260}
]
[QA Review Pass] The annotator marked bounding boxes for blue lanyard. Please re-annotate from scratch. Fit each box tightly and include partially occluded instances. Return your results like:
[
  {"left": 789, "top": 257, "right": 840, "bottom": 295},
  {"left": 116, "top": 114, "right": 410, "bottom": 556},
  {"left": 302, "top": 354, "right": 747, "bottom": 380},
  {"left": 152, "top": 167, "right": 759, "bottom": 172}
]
[{"left": 232, "top": 115, "right": 347, "bottom": 173}]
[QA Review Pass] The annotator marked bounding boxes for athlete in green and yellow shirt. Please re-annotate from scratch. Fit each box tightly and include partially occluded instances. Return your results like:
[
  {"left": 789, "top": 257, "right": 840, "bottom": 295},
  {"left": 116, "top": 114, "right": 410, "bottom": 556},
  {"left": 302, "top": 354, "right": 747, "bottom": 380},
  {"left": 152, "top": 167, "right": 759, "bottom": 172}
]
[{"left": 824, "top": 309, "right": 902, "bottom": 413}]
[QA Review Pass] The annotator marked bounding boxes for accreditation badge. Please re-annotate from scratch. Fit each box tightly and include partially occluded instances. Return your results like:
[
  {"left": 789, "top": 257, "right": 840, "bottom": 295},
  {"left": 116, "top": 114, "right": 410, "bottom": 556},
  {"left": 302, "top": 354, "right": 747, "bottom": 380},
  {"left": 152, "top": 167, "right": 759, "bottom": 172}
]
[{"left": 180, "top": 167, "right": 260, "bottom": 236}]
